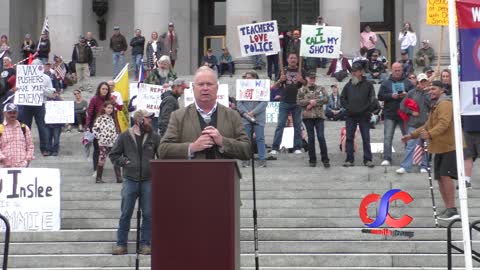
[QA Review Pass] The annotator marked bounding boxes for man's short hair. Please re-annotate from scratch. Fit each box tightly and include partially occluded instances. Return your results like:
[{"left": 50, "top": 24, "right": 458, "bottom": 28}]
[
  {"left": 431, "top": 80, "right": 444, "bottom": 90},
  {"left": 242, "top": 71, "right": 259, "bottom": 79},
  {"left": 194, "top": 66, "right": 218, "bottom": 82},
  {"left": 2, "top": 56, "right": 11, "bottom": 62}
]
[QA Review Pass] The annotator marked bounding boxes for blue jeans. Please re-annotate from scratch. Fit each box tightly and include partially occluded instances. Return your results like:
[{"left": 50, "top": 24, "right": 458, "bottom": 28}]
[
  {"left": 400, "top": 126, "right": 428, "bottom": 171},
  {"left": 117, "top": 179, "right": 151, "bottom": 247},
  {"left": 19, "top": 104, "right": 48, "bottom": 153},
  {"left": 272, "top": 102, "right": 302, "bottom": 151},
  {"left": 345, "top": 115, "right": 372, "bottom": 163},
  {"left": 383, "top": 118, "right": 407, "bottom": 161},
  {"left": 38, "top": 57, "right": 48, "bottom": 64},
  {"left": 46, "top": 126, "right": 61, "bottom": 153},
  {"left": 132, "top": 54, "right": 143, "bottom": 79},
  {"left": 253, "top": 55, "right": 263, "bottom": 67},
  {"left": 218, "top": 62, "right": 233, "bottom": 76},
  {"left": 112, "top": 52, "right": 126, "bottom": 78},
  {"left": 365, "top": 73, "right": 388, "bottom": 82},
  {"left": 89, "top": 57, "right": 96, "bottom": 76},
  {"left": 267, "top": 54, "right": 279, "bottom": 80},
  {"left": 406, "top": 46, "right": 414, "bottom": 60},
  {"left": 303, "top": 118, "right": 329, "bottom": 162},
  {"left": 244, "top": 123, "right": 266, "bottom": 160}
]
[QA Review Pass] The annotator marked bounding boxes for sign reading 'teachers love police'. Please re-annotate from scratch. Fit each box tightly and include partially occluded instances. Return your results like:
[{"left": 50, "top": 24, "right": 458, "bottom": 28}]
[{"left": 238, "top": 20, "right": 281, "bottom": 57}]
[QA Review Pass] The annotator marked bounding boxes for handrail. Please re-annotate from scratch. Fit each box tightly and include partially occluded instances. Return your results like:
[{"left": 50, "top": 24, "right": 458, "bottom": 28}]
[
  {"left": 447, "top": 218, "right": 480, "bottom": 269},
  {"left": 0, "top": 214, "right": 10, "bottom": 270}
]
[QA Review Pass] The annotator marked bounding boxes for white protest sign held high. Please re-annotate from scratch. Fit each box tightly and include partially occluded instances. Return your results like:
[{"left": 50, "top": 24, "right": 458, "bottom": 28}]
[
  {"left": 14, "top": 65, "right": 50, "bottom": 106},
  {"left": 137, "top": 83, "right": 170, "bottom": 117},
  {"left": 238, "top": 20, "right": 281, "bottom": 57},
  {"left": 184, "top": 83, "right": 229, "bottom": 108},
  {"left": 0, "top": 168, "right": 61, "bottom": 232},
  {"left": 236, "top": 79, "right": 270, "bottom": 101},
  {"left": 45, "top": 101, "right": 74, "bottom": 124},
  {"left": 300, "top": 25, "right": 342, "bottom": 58}
]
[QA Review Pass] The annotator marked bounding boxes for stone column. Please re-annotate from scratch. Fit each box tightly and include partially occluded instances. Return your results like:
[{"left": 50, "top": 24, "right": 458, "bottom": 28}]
[
  {"left": 45, "top": 0, "right": 83, "bottom": 62},
  {"left": 134, "top": 0, "right": 170, "bottom": 41},
  {"left": 170, "top": 0, "right": 191, "bottom": 75},
  {"left": 0, "top": 0, "right": 10, "bottom": 40},
  {"left": 322, "top": 0, "right": 360, "bottom": 57},
  {"left": 226, "top": 1, "right": 264, "bottom": 59}
]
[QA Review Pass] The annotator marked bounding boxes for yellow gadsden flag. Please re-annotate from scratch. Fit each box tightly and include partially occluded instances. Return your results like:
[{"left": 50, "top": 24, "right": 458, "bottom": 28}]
[{"left": 114, "top": 64, "right": 130, "bottom": 132}]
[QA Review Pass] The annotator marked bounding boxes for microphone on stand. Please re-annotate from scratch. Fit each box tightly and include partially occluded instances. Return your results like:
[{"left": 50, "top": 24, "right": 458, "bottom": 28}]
[{"left": 204, "top": 115, "right": 211, "bottom": 125}]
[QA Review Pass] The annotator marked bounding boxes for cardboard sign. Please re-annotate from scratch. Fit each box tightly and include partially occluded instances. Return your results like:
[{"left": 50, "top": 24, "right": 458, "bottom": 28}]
[
  {"left": 0, "top": 168, "right": 61, "bottom": 232},
  {"left": 236, "top": 79, "right": 270, "bottom": 101},
  {"left": 426, "top": 0, "right": 448, "bottom": 26},
  {"left": 14, "top": 65, "right": 52, "bottom": 106},
  {"left": 300, "top": 25, "right": 342, "bottom": 58},
  {"left": 266, "top": 102, "right": 279, "bottom": 123},
  {"left": 45, "top": 101, "right": 74, "bottom": 124},
  {"left": 137, "top": 83, "right": 170, "bottom": 117},
  {"left": 184, "top": 83, "right": 229, "bottom": 108},
  {"left": 238, "top": 20, "right": 281, "bottom": 57},
  {"left": 90, "top": 46, "right": 104, "bottom": 57}
]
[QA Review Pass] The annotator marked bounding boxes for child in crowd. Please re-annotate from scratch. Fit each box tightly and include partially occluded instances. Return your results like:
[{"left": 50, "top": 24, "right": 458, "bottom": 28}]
[
  {"left": 92, "top": 101, "right": 120, "bottom": 183},
  {"left": 45, "top": 90, "right": 63, "bottom": 156}
]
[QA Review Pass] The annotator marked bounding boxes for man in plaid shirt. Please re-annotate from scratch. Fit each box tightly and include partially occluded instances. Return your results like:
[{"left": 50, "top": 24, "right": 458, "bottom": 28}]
[{"left": 0, "top": 103, "right": 34, "bottom": 167}]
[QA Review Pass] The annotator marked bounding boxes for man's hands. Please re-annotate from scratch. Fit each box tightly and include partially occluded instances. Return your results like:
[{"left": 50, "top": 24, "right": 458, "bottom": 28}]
[
  {"left": 392, "top": 92, "right": 407, "bottom": 99},
  {"left": 401, "top": 134, "right": 412, "bottom": 143},
  {"left": 412, "top": 111, "right": 419, "bottom": 117},
  {"left": 190, "top": 126, "right": 224, "bottom": 153}
]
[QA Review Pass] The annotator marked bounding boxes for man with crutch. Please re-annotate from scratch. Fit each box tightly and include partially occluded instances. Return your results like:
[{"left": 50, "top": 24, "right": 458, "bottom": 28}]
[{"left": 402, "top": 81, "right": 460, "bottom": 220}]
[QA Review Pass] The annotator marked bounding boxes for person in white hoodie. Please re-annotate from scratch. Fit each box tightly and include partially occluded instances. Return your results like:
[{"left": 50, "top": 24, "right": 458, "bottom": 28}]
[{"left": 398, "top": 22, "right": 417, "bottom": 60}]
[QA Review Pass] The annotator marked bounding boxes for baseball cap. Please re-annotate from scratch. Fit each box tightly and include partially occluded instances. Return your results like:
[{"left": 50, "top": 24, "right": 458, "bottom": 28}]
[
  {"left": 423, "top": 66, "right": 434, "bottom": 73},
  {"left": 168, "top": 22, "right": 174, "bottom": 27},
  {"left": 134, "top": 109, "right": 154, "bottom": 120},
  {"left": 416, "top": 73, "right": 428, "bottom": 81},
  {"left": 79, "top": 35, "right": 85, "bottom": 40},
  {"left": 401, "top": 50, "right": 408, "bottom": 55},
  {"left": 113, "top": 26, "right": 120, "bottom": 30},
  {"left": 172, "top": 79, "right": 188, "bottom": 87},
  {"left": 207, "top": 48, "right": 213, "bottom": 52},
  {"left": 307, "top": 71, "right": 317, "bottom": 78},
  {"left": 3, "top": 103, "right": 17, "bottom": 113},
  {"left": 422, "top": 39, "right": 430, "bottom": 44},
  {"left": 351, "top": 61, "right": 364, "bottom": 72}
]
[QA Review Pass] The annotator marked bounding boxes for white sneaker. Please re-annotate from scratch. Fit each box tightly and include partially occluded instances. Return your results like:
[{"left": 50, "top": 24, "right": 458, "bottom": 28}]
[
  {"left": 294, "top": 150, "right": 303, "bottom": 154},
  {"left": 269, "top": 150, "right": 279, "bottom": 155},
  {"left": 396, "top": 167, "right": 406, "bottom": 174},
  {"left": 420, "top": 168, "right": 428, "bottom": 173},
  {"left": 91, "top": 171, "right": 97, "bottom": 178},
  {"left": 381, "top": 160, "right": 391, "bottom": 166}
]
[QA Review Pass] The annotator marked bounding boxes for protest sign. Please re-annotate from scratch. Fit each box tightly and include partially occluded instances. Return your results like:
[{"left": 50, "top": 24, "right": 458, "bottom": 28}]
[
  {"left": 137, "top": 83, "right": 170, "bottom": 117},
  {"left": 184, "top": 83, "right": 229, "bottom": 107},
  {"left": 236, "top": 79, "right": 270, "bottom": 101},
  {"left": 14, "top": 65, "right": 52, "bottom": 106},
  {"left": 280, "top": 127, "right": 294, "bottom": 149},
  {"left": 266, "top": 102, "right": 279, "bottom": 123},
  {"left": 426, "top": 0, "right": 448, "bottom": 26},
  {"left": 300, "top": 25, "right": 342, "bottom": 58},
  {"left": 0, "top": 168, "right": 61, "bottom": 231},
  {"left": 238, "top": 20, "right": 281, "bottom": 57},
  {"left": 90, "top": 46, "right": 104, "bottom": 57},
  {"left": 45, "top": 101, "right": 74, "bottom": 124}
]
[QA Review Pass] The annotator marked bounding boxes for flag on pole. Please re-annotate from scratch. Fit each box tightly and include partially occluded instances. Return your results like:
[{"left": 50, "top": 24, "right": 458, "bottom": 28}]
[
  {"left": 413, "top": 139, "right": 425, "bottom": 165},
  {"left": 37, "top": 17, "right": 49, "bottom": 51},
  {"left": 114, "top": 64, "right": 130, "bottom": 132},
  {"left": 138, "top": 58, "right": 145, "bottom": 82}
]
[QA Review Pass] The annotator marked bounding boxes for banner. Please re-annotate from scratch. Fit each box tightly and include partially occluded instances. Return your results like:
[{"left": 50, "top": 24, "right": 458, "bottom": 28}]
[
  {"left": 457, "top": 0, "right": 480, "bottom": 115},
  {"left": 14, "top": 65, "right": 52, "bottom": 106},
  {"left": 137, "top": 83, "right": 170, "bottom": 117},
  {"left": 45, "top": 101, "right": 74, "bottom": 123},
  {"left": 0, "top": 168, "right": 61, "bottom": 231},
  {"left": 184, "top": 83, "right": 229, "bottom": 107},
  {"left": 266, "top": 102, "right": 279, "bottom": 123},
  {"left": 300, "top": 25, "right": 342, "bottom": 58},
  {"left": 114, "top": 64, "right": 130, "bottom": 131},
  {"left": 236, "top": 79, "right": 270, "bottom": 101},
  {"left": 238, "top": 20, "right": 281, "bottom": 57},
  {"left": 427, "top": 0, "right": 448, "bottom": 26}
]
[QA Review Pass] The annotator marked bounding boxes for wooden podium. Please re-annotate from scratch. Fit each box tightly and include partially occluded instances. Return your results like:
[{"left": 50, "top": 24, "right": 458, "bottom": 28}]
[{"left": 150, "top": 160, "right": 241, "bottom": 270}]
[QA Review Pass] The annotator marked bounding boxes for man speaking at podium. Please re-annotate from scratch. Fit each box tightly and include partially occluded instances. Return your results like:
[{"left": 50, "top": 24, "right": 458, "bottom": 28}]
[{"left": 159, "top": 66, "right": 250, "bottom": 160}]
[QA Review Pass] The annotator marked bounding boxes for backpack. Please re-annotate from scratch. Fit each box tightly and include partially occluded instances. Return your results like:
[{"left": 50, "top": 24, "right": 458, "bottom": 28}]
[{"left": 0, "top": 123, "right": 27, "bottom": 140}]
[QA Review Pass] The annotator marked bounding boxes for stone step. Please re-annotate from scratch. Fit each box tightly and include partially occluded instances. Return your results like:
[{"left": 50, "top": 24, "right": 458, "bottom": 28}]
[
  {"left": 7, "top": 228, "right": 468, "bottom": 242},
  {"left": 0, "top": 254, "right": 476, "bottom": 268},
  {"left": 0, "top": 240, "right": 477, "bottom": 255},
  {"left": 59, "top": 217, "right": 465, "bottom": 229}
]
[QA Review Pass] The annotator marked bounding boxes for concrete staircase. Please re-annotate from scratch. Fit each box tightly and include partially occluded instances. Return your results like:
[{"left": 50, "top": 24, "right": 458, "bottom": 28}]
[{"left": 3, "top": 71, "right": 479, "bottom": 269}]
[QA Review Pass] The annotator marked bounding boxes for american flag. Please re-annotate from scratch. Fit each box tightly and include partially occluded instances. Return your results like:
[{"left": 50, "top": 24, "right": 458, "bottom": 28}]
[
  {"left": 413, "top": 139, "right": 425, "bottom": 165},
  {"left": 54, "top": 63, "right": 67, "bottom": 80},
  {"left": 36, "top": 17, "right": 49, "bottom": 51}
]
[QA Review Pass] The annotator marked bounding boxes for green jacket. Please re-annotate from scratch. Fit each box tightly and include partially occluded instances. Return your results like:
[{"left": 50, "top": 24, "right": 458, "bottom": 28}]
[
  {"left": 144, "top": 69, "right": 177, "bottom": 85},
  {"left": 297, "top": 85, "right": 328, "bottom": 119}
]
